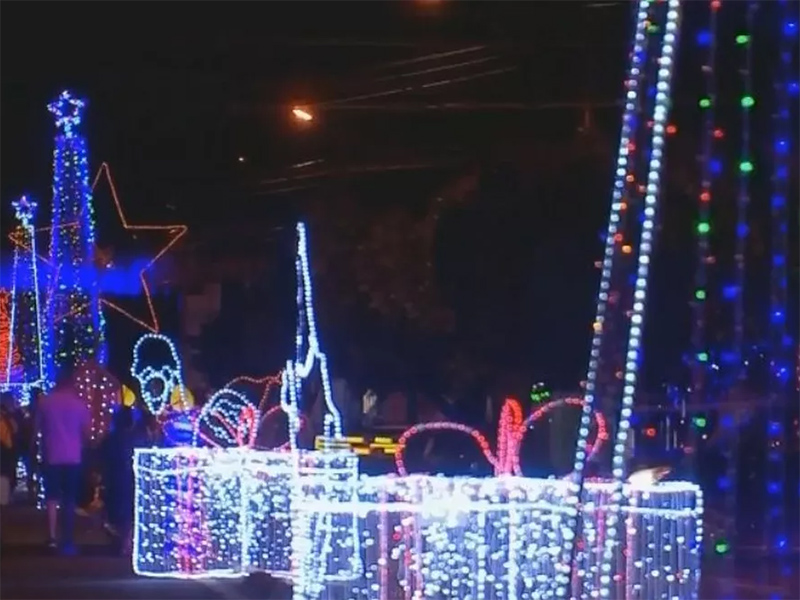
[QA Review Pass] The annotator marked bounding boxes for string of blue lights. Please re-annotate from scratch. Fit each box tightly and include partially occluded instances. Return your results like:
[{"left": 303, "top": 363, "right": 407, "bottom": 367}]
[
  {"left": 47, "top": 91, "right": 106, "bottom": 376},
  {"left": 764, "top": 2, "right": 798, "bottom": 594}
]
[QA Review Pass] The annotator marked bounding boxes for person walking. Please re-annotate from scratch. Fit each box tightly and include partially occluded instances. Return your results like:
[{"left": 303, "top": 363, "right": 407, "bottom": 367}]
[
  {"left": 35, "top": 368, "right": 90, "bottom": 554},
  {"left": 100, "top": 406, "right": 140, "bottom": 555}
]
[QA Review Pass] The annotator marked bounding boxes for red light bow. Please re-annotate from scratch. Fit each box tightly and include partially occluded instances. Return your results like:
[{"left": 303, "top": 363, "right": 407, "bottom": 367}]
[{"left": 395, "top": 397, "right": 608, "bottom": 477}]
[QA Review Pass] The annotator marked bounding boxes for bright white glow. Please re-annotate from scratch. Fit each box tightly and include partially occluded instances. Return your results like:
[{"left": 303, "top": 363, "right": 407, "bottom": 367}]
[
  {"left": 292, "top": 107, "right": 314, "bottom": 122},
  {"left": 133, "top": 449, "right": 702, "bottom": 600}
]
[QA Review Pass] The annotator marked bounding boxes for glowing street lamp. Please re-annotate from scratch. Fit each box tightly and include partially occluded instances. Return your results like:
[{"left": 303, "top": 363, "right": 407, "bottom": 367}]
[{"left": 292, "top": 106, "right": 314, "bottom": 122}]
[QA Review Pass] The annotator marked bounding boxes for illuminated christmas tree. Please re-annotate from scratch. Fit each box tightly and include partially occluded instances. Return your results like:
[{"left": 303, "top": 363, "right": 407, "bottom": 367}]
[
  {"left": 46, "top": 91, "right": 104, "bottom": 374},
  {"left": 1, "top": 196, "right": 47, "bottom": 404}
]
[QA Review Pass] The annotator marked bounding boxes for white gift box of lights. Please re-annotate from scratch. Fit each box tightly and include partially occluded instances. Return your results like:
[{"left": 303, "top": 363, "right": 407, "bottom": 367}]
[
  {"left": 133, "top": 182, "right": 703, "bottom": 598},
  {"left": 133, "top": 448, "right": 702, "bottom": 599}
]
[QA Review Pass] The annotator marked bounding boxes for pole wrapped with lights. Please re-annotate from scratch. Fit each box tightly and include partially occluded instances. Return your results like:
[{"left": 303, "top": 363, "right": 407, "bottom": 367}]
[
  {"left": 596, "top": 6, "right": 682, "bottom": 598},
  {"left": 564, "top": 2, "right": 681, "bottom": 596},
  {"left": 764, "top": 3, "right": 798, "bottom": 593},
  {"left": 47, "top": 90, "right": 105, "bottom": 374}
]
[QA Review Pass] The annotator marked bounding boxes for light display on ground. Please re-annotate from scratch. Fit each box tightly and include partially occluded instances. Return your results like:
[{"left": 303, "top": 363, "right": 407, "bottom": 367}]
[
  {"left": 129, "top": 3, "right": 704, "bottom": 595},
  {"left": 133, "top": 449, "right": 702, "bottom": 599},
  {"left": 131, "top": 216, "right": 702, "bottom": 600}
]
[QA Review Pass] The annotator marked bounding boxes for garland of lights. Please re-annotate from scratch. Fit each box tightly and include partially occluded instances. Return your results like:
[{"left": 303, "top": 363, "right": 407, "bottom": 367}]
[
  {"left": 690, "top": 3, "right": 740, "bottom": 590},
  {"left": 690, "top": 0, "right": 720, "bottom": 404},
  {"left": 394, "top": 397, "right": 608, "bottom": 478},
  {"left": 732, "top": 5, "right": 758, "bottom": 370},
  {"left": 764, "top": 4, "right": 797, "bottom": 593}
]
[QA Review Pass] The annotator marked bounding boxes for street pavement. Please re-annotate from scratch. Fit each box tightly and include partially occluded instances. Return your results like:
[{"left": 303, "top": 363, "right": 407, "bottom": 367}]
[
  {"left": 2, "top": 501, "right": 796, "bottom": 599},
  {"left": 0, "top": 503, "right": 291, "bottom": 600}
]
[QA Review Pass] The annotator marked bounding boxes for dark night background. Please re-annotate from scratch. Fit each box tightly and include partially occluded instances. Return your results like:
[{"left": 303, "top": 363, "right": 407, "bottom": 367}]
[{"left": 1, "top": 1, "right": 797, "bottom": 405}]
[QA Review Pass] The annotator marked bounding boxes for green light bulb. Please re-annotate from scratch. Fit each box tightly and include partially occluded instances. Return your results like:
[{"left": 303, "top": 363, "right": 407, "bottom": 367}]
[
  {"left": 735, "top": 34, "right": 750, "bottom": 45},
  {"left": 697, "top": 222, "right": 710, "bottom": 234},
  {"left": 697, "top": 352, "right": 708, "bottom": 362},
  {"left": 693, "top": 416, "right": 707, "bottom": 428},
  {"left": 739, "top": 161, "right": 754, "bottom": 173},
  {"left": 695, "top": 289, "right": 706, "bottom": 300},
  {"left": 715, "top": 540, "right": 730, "bottom": 554},
  {"left": 699, "top": 98, "right": 711, "bottom": 108},
  {"left": 741, "top": 95, "right": 755, "bottom": 108}
]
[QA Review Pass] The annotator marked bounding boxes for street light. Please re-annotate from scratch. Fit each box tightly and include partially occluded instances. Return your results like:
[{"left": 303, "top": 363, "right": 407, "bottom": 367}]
[{"left": 292, "top": 106, "right": 314, "bottom": 122}]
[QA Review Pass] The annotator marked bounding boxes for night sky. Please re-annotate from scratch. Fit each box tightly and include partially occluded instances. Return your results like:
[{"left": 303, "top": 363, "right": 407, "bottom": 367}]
[{"left": 1, "top": 2, "right": 797, "bottom": 395}]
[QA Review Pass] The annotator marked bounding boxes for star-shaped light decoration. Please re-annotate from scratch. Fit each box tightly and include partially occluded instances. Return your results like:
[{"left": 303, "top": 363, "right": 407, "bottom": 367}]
[
  {"left": 11, "top": 195, "right": 38, "bottom": 228},
  {"left": 47, "top": 90, "right": 86, "bottom": 138},
  {"left": 7, "top": 163, "right": 188, "bottom": 332}
]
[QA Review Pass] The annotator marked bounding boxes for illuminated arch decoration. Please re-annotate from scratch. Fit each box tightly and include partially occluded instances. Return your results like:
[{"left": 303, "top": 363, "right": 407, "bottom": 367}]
[
  {"left": 130, "top": 333, "right": 187, "bottom": 416},
  {"left": 394, "top": 397, "right": 608, "bottom": 477}
]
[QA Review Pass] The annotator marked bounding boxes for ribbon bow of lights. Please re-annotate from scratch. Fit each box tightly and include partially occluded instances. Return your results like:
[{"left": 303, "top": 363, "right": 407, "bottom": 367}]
[
  {"left": 130, "top": 333, "right": 188, "bottom": 416},
  {"left": 193, "top": 381, "right": 309, "bottom": 450},
  {"left": 395, "top": 397, "right": 608, "bottom": 477}
]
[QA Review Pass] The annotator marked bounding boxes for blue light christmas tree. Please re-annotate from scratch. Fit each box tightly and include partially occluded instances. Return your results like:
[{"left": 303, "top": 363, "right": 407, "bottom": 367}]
[
  {"left": 1, "top": 196, "right": 47, "bottom": 405},
  {"left": 46, "top": 90, "right": 105, "bottom": 374}
]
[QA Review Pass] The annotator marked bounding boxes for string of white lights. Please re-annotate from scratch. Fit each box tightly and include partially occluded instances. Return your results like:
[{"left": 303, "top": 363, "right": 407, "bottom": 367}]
[
  {"left": 598, "top": 4, "right": 682, "bottom": 598},
  {"left": 562, "top": 1, "right": 659, "bottom": 595}
]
